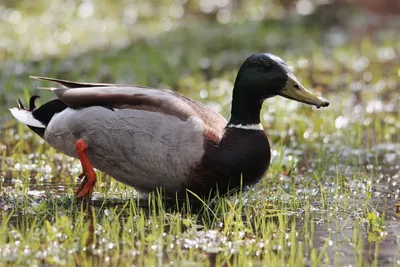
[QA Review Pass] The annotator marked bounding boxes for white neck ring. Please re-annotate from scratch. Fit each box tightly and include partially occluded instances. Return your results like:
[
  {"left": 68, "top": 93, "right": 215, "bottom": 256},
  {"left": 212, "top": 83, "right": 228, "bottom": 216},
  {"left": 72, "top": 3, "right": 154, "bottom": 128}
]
[{"left": 227, "top": 123, "right": 264, "bottom": 130}]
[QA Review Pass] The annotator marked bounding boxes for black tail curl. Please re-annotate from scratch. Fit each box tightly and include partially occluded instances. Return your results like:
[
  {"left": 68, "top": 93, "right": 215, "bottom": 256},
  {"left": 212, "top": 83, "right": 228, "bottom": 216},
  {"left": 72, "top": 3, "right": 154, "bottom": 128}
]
[
  {"left": 19, "top": 96, "right": 68, "bottom": 138},
  {"left": 17, "top": 95, "right": 40, "bottom": 111}
]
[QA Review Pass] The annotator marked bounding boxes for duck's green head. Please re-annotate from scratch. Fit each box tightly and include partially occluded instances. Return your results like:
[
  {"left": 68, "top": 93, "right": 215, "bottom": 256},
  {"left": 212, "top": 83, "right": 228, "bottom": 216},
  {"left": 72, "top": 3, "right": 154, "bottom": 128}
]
[{"left": 234, "top": 53, "right": 329, "bottom": 108}]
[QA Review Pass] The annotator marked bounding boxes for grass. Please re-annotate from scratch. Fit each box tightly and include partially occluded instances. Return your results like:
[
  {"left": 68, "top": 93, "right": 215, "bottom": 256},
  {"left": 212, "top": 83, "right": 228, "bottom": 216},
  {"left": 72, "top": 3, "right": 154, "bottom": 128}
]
[{"left": 1, "top": 1, "right": 400, "bottom": 266}]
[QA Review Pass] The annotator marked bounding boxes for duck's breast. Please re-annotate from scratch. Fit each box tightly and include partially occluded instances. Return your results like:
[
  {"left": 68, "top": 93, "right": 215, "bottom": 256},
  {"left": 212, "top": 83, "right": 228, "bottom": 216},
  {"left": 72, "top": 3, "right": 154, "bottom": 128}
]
[{"left": 44, "top": 106, "right": 206, "bottom": 193}]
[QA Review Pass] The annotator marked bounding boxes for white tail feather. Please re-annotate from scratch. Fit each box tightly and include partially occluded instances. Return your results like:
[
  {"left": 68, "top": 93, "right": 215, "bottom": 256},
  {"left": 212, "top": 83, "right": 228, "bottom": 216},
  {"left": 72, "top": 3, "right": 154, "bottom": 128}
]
[{"left": 9, "top": 108, "right": 45, "bottom": 128}]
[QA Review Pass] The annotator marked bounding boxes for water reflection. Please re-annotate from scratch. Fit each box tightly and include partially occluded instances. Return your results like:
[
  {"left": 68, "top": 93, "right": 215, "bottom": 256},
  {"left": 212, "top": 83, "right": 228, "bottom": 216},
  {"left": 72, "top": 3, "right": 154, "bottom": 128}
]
[{"left": 297, "top": 209, "right": 400, "bottom": 266}]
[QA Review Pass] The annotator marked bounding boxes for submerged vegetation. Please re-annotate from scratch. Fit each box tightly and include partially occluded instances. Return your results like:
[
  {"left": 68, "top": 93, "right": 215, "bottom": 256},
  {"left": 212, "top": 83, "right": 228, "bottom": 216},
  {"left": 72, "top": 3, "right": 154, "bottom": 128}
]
[{"left": 0, "top": 0, "right": 399, "bottom": 266}]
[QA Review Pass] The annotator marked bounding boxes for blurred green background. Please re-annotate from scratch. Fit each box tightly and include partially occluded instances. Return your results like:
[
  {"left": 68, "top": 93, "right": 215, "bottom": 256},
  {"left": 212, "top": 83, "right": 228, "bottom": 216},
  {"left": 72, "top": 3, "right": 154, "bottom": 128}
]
[{"left": 0, "top": 0, "right": 398, "bottom": 97}]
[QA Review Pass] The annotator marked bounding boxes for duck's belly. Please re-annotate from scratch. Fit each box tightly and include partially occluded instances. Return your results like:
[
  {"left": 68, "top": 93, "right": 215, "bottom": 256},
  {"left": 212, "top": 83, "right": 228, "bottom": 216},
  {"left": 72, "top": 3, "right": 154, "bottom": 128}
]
[{"left": 44, "top": 107, "right": 206, "bottom": 194}]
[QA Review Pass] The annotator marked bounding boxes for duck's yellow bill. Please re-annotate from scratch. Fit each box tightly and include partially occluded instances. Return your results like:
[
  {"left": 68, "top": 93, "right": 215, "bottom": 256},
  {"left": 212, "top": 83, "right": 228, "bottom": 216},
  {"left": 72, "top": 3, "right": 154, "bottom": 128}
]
[{"left": 280, "top": 74, "right": 329, "bottom": 108}]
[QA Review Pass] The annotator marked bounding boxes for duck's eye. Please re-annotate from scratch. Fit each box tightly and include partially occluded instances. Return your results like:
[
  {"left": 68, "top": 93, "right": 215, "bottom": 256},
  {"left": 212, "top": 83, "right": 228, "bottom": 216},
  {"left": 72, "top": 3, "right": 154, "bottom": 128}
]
[{"left": 293, "top": 84, "right": 300, "bottom": 90}]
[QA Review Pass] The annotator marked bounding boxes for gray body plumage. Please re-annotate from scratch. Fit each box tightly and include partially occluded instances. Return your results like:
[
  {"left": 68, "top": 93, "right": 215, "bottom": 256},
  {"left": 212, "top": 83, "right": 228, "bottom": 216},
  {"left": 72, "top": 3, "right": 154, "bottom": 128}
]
[{"left": 45, "top": 107, "right": 207, "bottom": 194}]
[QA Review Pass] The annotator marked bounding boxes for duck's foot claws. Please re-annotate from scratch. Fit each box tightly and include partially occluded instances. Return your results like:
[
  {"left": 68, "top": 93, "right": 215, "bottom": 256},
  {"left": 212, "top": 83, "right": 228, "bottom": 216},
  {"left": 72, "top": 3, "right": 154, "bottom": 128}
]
[
  {"left": 75, "top": 138, "right": 97, "bottom": 199},
  {"left": 76, "top": 178, "right": 95, "bottom": 198}
]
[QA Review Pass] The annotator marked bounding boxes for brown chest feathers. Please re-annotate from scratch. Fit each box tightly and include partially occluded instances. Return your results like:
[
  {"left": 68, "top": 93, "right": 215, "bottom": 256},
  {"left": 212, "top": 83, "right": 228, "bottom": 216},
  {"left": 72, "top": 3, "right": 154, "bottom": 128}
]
[{"left": 185, "top": 128, "right": 271, "bottom": 198}]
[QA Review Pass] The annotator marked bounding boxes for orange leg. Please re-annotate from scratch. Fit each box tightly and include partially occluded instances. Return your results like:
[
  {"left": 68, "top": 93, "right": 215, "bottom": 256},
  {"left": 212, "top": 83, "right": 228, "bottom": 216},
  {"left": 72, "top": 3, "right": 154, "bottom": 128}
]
[{"left": 75, "top": 138, "right": 97, "bottom": 198}]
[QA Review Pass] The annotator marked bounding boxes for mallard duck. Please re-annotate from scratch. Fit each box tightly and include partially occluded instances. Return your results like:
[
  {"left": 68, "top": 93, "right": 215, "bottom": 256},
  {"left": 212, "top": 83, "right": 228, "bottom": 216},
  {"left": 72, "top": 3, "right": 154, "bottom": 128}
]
[{"left": 10, "top": 53, "right": 329, "bottom": 199}]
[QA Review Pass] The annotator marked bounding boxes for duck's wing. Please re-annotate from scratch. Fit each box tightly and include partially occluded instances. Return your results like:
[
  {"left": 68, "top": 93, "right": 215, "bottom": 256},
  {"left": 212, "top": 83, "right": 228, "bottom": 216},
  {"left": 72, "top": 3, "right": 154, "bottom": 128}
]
[
  {"left": 35, "top": 77, "right": 227, "bottom": 139},
  {"left": 30, "top": 76, "right": 129, "bottom": 88}
]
